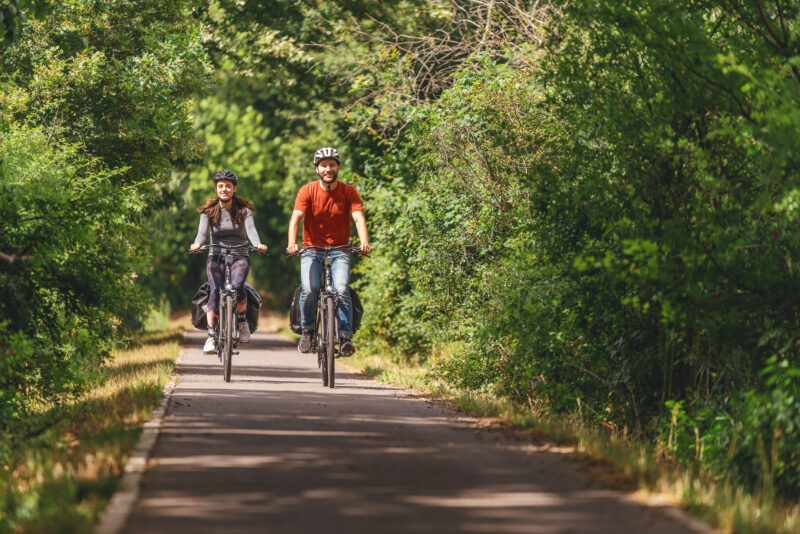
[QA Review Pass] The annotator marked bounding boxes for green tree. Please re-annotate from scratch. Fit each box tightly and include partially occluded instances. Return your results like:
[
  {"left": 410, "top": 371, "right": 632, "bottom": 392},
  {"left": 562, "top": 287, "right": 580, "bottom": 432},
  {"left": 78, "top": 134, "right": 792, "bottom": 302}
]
[{"left": 0, "top": 0, "right": 208, "bottom": 455}]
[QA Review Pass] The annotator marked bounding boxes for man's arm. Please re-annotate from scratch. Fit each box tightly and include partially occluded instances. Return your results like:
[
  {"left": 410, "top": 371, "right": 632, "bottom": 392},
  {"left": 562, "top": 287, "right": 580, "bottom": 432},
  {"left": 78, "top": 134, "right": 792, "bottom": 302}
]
[
  {"left": 352, "top": 210, "right": 371, "bottom": 254},
  {"left": 287, "top": 209, "right": 305, "bottom": 254}
]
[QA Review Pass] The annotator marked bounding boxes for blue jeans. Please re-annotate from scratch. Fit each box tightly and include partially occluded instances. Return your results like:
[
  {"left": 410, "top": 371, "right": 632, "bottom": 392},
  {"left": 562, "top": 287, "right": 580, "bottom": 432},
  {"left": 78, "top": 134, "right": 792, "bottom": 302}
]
[{"left": 300, "top": 250, "right": 353, "bottom": 337}]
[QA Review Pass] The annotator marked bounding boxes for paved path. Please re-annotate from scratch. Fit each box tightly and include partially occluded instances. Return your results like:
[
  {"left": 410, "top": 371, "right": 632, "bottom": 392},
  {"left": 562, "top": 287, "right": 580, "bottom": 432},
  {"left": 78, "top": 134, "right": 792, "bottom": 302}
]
[{"left": 121, "top": 330, "right": 699, "bottom": 534}]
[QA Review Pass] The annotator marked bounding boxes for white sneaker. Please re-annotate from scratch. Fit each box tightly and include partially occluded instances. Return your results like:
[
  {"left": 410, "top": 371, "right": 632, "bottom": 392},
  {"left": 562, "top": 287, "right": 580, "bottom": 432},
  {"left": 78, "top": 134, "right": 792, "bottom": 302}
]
[
  {"left": 203, "top": 336, "right": 216, "bottom": 354},
  {"left": 238, "top": 321, "right": 250, "bottom": 343}
]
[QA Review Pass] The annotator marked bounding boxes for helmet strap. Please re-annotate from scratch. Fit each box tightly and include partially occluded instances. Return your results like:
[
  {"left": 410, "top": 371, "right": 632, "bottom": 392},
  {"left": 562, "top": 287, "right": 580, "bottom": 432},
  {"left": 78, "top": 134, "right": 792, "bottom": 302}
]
[
  {"left": 321, "top": 176, "right": 337, "bottom": 191},
  {"left": 218, "top": 194, "right": 235, "bottom": 209}
]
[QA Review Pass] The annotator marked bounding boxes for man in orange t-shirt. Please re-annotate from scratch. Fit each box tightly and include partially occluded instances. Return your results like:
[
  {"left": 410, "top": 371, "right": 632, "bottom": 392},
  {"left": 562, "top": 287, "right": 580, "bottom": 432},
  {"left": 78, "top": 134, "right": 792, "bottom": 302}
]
[{"left": 287, "top": 147, "right": 371, "bottom": 355}]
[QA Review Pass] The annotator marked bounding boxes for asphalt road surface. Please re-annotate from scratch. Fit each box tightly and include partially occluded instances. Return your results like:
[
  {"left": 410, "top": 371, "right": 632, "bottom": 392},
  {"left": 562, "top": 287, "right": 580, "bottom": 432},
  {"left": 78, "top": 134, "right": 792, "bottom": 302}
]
[{"left": 121, "top": 330, "right": 699, "bottom": 534}]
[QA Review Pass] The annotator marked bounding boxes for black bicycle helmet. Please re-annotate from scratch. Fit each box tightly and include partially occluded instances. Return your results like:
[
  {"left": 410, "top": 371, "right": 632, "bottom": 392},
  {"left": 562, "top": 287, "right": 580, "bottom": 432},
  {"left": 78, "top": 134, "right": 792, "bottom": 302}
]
[
  {"left": 313, "top": 147, "right": 341, "bottom": 166},
  {"left": 213, "top": 169, "right": 238, "bottom": 185}
]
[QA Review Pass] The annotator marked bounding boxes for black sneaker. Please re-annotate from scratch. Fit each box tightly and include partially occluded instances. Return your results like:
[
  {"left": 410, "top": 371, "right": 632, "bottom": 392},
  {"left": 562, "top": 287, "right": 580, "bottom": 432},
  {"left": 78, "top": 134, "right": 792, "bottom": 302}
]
[
  {"left": 298, "top": 330, "right": 313, "bottom": 353},
  {"left": 338, "top": 337, "right": 355, "bottom": 357}
]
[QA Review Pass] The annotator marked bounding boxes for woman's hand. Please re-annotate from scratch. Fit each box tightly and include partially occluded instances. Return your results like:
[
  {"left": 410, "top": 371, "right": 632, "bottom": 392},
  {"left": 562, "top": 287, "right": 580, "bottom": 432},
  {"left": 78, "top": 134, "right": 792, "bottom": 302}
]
[
  {"left": 257, "top": 244, "right": 268, "bottom": 254},
  {"left": 190, "top": 243, "right": 200, "bottom": 251}
]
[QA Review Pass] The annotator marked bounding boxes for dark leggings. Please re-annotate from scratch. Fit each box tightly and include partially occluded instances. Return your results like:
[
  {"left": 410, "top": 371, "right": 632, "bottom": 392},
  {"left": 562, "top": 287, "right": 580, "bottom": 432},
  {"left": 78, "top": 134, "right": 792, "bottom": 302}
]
[{"left": 206, "top": 256, "right": 250, "bottom": 313}]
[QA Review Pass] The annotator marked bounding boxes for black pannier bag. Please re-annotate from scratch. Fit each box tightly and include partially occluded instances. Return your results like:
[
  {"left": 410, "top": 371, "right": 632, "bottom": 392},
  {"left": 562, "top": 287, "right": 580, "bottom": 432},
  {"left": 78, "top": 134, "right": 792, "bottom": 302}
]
[
  {"left": 289, "top": 284, "right": 302, "bottom": 334},
  {"left": 350, "top": 286, "right": 364, "bottom": 333},
  {"left": 244, "top": 283, "right": 262, "bottom": 333},
  {"left": 191, "top": 282, "right": 261, "bottom": 333},
  {"left": 289, "top": 283, "right": 363, "bottom": 334},
  {"left": 190, "top": 282, "right": 211, "bottom": 329}
]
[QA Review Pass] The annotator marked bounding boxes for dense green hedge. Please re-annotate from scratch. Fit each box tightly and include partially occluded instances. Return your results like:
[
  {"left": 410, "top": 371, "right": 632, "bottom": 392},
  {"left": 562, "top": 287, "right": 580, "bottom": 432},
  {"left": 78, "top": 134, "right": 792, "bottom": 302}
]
[
  {"left": 352, "top": 1, "right": 800, "bottom": 499},
  {"left": 0, "top": 0, "right": 207, "bottom": 462}
]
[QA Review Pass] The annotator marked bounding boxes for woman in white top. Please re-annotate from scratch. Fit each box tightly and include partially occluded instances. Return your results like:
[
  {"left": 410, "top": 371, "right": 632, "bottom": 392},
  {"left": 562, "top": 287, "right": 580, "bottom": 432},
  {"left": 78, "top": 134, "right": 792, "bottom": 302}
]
[{"left": 191, "top": 170, "right": 267, "bottom": 352}]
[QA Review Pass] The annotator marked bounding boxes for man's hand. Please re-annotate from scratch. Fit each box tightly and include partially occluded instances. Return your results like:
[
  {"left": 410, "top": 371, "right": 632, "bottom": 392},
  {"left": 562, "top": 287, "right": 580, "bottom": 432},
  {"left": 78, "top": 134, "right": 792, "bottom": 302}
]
[
  {"left": 287, "top": 210, "right": 304, "bottom": 255},
  {"left": 257, "top": 244, "right": 268, "bottom": 254},
  {"left": 352, "top": 210, "right": 370, "bottom": 256},
  {"left": 190, "top": 243, "right": 200, "bottom": 252}
]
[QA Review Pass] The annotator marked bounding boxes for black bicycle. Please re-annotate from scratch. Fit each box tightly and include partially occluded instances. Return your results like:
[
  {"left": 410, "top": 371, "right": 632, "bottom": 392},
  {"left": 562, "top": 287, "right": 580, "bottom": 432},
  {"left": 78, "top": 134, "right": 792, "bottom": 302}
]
[
  {"left": 289, "top": 244, "right": 368, "bottom": 388},
  {"left": 190, "top": 243, "right": 265, "bottom": 382}
]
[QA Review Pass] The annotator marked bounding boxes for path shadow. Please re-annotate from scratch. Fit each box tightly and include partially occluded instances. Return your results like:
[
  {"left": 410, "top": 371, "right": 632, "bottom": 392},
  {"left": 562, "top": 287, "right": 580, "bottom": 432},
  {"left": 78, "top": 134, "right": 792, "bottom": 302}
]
[{"left": 125, "top": 385, "right": 688, "bottom": 534}]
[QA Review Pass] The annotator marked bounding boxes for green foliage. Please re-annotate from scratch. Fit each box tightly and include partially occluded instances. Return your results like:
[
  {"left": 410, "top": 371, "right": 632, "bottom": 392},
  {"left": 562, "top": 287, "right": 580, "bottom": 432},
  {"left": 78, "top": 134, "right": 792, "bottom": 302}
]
[
  {"left": 0, "top": 0, "right": 208, "bottom": 465},
  {"left": 0, "top": 0, "right": 50, "bottom": 43},
  {"left": 348, "top": 0, "right": 800, "bottom": 501},
  {"left": 664, "top": 358, "right": 800, "bottom": 499},
  {"left": 351, "top": 149, "right": 428, "bottom": 355},
  {"left": 147, "top": 0, "right": 419, "bottom": 308},
  {"left": 531, "top": 0, "right": 800, "bottom": 498},
  {"left": 1, "top": 0, "right": 209, "bottom": 183},
  {"left": 0, "top": 125, "right": 144, "bottom": 449}
]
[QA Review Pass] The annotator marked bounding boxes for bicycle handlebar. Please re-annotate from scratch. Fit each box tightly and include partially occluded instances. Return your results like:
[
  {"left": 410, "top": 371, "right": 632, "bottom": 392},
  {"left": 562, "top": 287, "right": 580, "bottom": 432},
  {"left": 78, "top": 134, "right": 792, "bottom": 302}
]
[
  {"left": 188, "top": 244, "right": 268, "bottom": 255},
  {"left": 286, "top": 244, "right": 369, "bottom": 257}
]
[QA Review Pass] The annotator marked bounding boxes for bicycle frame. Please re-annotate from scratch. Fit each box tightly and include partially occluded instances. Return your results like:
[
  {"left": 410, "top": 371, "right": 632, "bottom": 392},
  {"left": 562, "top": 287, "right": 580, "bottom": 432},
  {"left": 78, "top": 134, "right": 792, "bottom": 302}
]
[
  {"left": 289, "top": 244, "right": 367, "bottom": 388},
  {"left": 219, "top": 247, "right": 240, "bottom": 340},
  {"left": 316, "top": 252, "right": 339, "bottom": 381},
  {"left": 190, "top": 243, "right": 262, "bottom": 382}
]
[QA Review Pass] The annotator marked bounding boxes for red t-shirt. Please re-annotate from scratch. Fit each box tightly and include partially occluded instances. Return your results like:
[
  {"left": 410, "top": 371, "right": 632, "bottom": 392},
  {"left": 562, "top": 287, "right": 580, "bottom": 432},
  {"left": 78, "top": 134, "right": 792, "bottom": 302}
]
[{"left": 294, "top": 181, "right": 364, "bottom": 246}]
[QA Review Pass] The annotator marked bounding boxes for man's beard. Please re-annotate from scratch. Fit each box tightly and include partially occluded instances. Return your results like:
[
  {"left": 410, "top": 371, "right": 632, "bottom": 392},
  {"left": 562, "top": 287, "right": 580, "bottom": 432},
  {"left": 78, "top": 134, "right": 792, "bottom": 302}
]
[{"left": 320, "top": 171, "right": 338, "bottom": 183}]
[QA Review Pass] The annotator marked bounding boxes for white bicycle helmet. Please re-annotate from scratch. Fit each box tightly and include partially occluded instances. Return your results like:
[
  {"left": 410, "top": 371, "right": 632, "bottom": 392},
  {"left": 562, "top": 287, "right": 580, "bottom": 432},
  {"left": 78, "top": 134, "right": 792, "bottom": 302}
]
[{"left": 313, "top": 147, "right": 341, "bottom": 166}]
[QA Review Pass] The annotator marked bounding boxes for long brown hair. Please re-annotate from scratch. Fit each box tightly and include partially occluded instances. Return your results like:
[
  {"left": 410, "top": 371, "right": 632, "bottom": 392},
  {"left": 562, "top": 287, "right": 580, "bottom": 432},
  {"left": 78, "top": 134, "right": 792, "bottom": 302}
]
[{"left": 197, "top": 196, "right": 255, "bottom": 225}]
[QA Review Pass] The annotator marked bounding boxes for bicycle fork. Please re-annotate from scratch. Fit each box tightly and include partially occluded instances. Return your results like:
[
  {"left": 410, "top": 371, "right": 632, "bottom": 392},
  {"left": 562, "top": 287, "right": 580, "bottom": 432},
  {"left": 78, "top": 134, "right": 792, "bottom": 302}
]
[
  {"left": 319, "top": 256, "right": 339, "bottom": 353},
  {"left": 223, "top": 255, "right": 239, "bottom": 346}
]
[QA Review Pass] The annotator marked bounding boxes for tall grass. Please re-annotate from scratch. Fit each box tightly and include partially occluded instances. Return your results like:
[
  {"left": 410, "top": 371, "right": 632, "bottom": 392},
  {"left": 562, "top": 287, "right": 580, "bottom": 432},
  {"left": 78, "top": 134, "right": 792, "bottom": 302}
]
[{"left": 0, "top": 314, "right": 187, "bottom": 534}]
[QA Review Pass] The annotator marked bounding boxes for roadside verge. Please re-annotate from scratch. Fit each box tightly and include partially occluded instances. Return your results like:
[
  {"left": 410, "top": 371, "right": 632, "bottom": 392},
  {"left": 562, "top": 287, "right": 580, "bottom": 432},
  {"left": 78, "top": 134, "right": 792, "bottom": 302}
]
[
  {"left": 336, "top": 350, "right": 729, "bottom": 533},
  {"left": 94, "top": 348, "right": 183, "bottom": 534}
]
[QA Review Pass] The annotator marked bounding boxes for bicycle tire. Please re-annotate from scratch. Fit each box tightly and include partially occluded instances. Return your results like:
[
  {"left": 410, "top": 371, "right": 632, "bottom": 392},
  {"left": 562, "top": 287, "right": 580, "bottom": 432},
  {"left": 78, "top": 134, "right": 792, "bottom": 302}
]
[
  {"left": 320, "top": 307, "right": 328, "bottom": 387},
  {"left": 326, "top": 296, "right": 336, "bottom": 389},
  {"left": 222, "top": 294, "right": 234, "bottom": 382},
  {"left": 315, "top": 307, "right": 322, "bottom": 369},
  {"left": 217, "top": 298, "right": 225, "bottom": 363}
]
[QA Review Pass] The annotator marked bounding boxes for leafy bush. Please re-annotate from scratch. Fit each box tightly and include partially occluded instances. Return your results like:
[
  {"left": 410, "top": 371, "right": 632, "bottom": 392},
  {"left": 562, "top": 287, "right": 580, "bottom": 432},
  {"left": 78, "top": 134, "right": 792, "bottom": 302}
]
[
  {"left": 352, "top": 0, "right": 800, "bottom": 500},
  {"left": 0, "top": 0, "right": 208, "bottom": 461},
  {"left": 0, "top": 125, "right": 145, "bottom": 449}
]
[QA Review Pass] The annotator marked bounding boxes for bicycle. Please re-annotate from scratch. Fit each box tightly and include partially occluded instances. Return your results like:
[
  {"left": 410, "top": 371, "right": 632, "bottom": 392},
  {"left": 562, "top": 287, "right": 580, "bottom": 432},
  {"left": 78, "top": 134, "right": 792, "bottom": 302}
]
[
  {"left": 288, "top": 244, "right": 368, "bottom": 388},
  {"left": 190, "top": 243, "right": 265, "bottom": 382}
]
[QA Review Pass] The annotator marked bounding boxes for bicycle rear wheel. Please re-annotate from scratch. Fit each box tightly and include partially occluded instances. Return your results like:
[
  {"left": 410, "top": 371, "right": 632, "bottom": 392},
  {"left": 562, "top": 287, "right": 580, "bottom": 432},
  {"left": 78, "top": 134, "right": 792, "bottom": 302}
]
[
  {"left": 326, "top": 296, "right": 336, "bottom": 389},
  {"left": 221, "top": 294, "right": 234, "bottom": 382}
]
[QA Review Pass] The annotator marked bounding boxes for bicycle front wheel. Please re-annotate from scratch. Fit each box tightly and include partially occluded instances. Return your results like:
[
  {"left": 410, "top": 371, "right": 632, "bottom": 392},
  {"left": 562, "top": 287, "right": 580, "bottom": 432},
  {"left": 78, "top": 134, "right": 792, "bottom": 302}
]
[
  {"left": 222, "top": 294, "right": 234, "bottom": 382},
  {"left": 326, "top": 296, "right": 336, "bottom": 389},
  {"left": 319, "top": 305, "right": 328, "bottom": 387}
]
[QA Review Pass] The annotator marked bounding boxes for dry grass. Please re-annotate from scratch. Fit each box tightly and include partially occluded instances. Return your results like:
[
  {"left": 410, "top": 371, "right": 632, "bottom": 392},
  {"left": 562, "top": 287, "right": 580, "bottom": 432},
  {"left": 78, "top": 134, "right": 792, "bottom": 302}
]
[
  {"left": 258, "top": 308, "right": 291, "bottom": 335},
  {"left": 344, "top": 350, "right": 432, "bottom": 390},
  {"left": 1, "top": 323, "right": 184, "bottom": 533}
]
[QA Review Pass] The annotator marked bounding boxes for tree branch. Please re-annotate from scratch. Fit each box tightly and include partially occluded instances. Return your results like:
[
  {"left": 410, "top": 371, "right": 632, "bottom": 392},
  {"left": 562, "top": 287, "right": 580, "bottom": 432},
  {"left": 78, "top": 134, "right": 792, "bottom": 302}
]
[{"left": 0, "top": 242, "right": 35, "bottom": 264}]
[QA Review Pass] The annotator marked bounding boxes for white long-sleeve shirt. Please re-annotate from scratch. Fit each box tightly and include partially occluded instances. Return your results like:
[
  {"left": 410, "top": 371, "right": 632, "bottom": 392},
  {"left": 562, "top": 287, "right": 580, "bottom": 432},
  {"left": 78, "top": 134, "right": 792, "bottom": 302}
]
[{"left": 193, "top": 207, "right": 262, "bottom": 257}]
